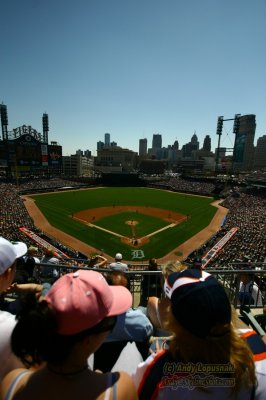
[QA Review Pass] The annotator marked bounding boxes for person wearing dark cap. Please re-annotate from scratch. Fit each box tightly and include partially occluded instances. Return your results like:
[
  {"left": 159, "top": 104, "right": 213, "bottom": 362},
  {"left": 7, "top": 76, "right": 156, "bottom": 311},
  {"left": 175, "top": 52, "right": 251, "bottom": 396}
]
[
  {"left": 0, "top": 237, "right": 27, "bottom": 381},
  {"left": 133, "top": 269, "right": 263, "bottom": 399},
  {"left": 1, "top": 270, "right": 137, "bottom": 400}
]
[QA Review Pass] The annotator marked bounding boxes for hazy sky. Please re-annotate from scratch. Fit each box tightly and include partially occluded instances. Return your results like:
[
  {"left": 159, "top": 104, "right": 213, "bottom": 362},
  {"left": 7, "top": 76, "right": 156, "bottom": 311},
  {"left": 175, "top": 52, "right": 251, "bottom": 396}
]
[{"left": 1, "top": 0, "right": 265, "bottom": 156}]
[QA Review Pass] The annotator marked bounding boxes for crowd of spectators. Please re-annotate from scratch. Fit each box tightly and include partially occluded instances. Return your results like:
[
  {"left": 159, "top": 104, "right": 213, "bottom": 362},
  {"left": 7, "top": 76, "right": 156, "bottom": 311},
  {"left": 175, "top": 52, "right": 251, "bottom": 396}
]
[
  {"left": 185, "top": 192, "right": 266, "bottom": 269},
  {"left": 0, "top": 181, "right": 88, "bottom": 266},
  {"left": 0, "top": 183, "right": 36, "bottom": 244},
  {"left": 148, "top": 176, "right": 216, "bottom": 195},
  {"left": 1, "top": 242, "right": 266, "bottom": 399},
  {"left": 16, "top": 176, "right": 86, "bottom": 193},
  {"left": 0, "top": 178, "right": 265, "bottom": 277},
  {"left": 0, "top": 174, "right": 266, "bottom": 399}
]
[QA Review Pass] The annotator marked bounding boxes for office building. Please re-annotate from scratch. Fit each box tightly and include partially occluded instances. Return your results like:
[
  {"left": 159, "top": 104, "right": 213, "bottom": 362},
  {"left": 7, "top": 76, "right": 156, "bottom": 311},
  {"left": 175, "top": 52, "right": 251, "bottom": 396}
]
[
  {"left": 254, "top": 135, "right": 266, "bottom": 168},
  {"left": 95, "top": 146, "right": 138, "bottom": 172},
  {"left": 152, "top": 134, "right": 162, "bottom": 150},
  {"left": 233, "top": 114, "right": 256, "bottom": 171},
  {"left": 105, "top": 133, "right": 110, "bottom": 147},
  {"left": 139, "top": 138, "right": 147, "bottom": 157},
  {"left": 203, "top": 135, "right": 211, "bottom": 152}
]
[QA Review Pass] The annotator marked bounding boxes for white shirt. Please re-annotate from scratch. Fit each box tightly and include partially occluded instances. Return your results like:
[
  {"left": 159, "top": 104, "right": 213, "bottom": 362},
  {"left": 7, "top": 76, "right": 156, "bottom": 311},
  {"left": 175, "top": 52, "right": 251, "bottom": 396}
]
[
  {"left": 109, "top": 261, "right": 128, "bottom": 272},
  {"left": 239, "top": 281, "right": 264, "bottom": 306},
  {"left": 0, "top": 310, "right": 23, "bottom": 381}
]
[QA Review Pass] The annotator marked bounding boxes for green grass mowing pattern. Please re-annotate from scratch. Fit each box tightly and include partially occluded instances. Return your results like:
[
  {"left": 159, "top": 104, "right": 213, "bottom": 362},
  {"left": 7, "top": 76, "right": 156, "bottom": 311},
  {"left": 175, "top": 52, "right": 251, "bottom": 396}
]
[{"left": 31, "top": 187, "right": 216, "bottom": 260}]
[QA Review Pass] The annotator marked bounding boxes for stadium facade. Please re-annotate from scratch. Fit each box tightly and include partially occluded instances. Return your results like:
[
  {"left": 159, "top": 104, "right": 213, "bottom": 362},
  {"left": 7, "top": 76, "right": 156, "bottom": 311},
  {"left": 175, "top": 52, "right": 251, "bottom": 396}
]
[{"left": 0, "top": 104, "right": 62, "bottom": 178}]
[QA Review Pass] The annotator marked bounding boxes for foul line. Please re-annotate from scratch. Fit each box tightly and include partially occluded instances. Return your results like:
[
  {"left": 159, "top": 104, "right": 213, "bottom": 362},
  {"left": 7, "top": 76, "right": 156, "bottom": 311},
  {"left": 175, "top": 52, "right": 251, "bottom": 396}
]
[{"left": 85, "top": 221, "right": 176, "bottom": 240}]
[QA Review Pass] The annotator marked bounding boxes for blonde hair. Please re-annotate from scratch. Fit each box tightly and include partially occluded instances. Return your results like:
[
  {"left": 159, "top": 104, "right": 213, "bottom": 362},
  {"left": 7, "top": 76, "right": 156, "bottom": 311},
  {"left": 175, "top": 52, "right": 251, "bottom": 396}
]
[
  {"left": 161, "top": 260, "right": 187, "bottom": 279},
  {"left": 166, "top": 309, "right": 256, "bottom": 393}
]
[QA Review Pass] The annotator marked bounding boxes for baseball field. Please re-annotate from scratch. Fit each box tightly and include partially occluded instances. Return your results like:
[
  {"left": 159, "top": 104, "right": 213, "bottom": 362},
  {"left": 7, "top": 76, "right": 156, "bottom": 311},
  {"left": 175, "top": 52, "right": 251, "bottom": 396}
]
[{"left": 29, "top": 187, "right": 219, "bottom": 261}]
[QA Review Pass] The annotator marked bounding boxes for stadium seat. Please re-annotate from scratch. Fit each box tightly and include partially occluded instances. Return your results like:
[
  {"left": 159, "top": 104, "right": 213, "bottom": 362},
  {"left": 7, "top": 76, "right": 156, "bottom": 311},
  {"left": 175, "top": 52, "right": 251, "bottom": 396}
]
[
  {"left": 254, "top": 314, "right": 266, "bottom": 331},
  {"left": 240, "top": 306, "right": 266, "bottom": 336}
]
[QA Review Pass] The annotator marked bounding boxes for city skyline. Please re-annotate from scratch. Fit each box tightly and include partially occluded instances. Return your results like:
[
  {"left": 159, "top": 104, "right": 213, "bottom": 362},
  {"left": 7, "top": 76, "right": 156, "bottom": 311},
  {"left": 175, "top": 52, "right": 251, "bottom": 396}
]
[{"left": 1, "top": 1, "right": 265, "bottom": 156}]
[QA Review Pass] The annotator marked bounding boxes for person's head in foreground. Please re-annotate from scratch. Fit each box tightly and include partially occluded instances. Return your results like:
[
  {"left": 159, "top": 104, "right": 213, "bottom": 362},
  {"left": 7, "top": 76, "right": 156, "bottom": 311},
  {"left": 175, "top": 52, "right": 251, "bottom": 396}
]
[
  {"left": 164, "top": 268, "right": 256, "bottom": 393},
  {"left": 0, "top": 237, "right": 27, "bottom": 292},
  {"left": 160, "top": 260, "right": 186, "bottom": 289},
  {"left": 11, "top": 270, "right": 132, "bottom": 368}
]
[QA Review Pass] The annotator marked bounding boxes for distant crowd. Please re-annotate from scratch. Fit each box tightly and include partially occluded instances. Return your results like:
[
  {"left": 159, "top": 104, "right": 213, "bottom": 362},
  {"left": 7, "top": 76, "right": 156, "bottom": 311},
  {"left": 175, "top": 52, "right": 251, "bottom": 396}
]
[
  {"left": 0, "top": 180, "right": 87, "bottom": 264},
  {"left": 185, "top": 192, "right": 266, "bottom": 269},
  {"left": 0, "top": 178, "right": 265, "bottom": 273},
  {"left": 149, "top": 176, "right": 216, "bottom": 195},
  {"left": 1, "top": 177, "right": 266, "bottom": 399}
]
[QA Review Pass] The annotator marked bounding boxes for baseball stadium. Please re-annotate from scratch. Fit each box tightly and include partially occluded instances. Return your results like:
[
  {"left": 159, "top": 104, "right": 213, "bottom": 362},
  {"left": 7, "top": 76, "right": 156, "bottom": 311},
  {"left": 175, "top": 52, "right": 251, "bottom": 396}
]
[{"left": 1, "top": 111, "right": 266, "bottom": 400}]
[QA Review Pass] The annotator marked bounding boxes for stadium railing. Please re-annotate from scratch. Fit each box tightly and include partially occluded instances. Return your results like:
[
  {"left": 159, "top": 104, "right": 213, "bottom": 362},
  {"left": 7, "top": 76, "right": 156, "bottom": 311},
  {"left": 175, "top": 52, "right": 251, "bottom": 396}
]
[{"left": 20, "top": 261, "right": 266, "bottom": 309}]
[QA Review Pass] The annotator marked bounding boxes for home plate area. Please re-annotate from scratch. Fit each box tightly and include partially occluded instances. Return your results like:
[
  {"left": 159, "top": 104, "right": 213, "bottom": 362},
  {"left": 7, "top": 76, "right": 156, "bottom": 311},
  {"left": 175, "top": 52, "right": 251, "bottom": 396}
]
[{"left": 73, "top": 206, "right": 186, "bottom": 248}]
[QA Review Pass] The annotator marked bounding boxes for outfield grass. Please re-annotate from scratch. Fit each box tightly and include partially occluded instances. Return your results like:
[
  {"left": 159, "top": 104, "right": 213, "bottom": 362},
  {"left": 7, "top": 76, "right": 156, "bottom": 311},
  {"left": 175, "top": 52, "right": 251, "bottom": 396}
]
[{"left": 31, "top": 187, "right": 216, "bottom": 260}]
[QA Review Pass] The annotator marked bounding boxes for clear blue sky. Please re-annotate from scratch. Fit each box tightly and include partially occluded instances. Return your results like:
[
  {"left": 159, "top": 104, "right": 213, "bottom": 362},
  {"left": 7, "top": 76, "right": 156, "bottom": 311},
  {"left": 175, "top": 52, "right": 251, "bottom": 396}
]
[{"left": 1, "top": 0, "right": 265, "bottom": 156}]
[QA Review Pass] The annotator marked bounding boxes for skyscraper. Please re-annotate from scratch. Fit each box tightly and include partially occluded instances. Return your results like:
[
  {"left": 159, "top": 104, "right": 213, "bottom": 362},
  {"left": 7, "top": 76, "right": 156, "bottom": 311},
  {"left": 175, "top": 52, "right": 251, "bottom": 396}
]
[
  {"left": 104, "top": 133, "right": 110, "bottom": 147},
  {"left": 233, "top": 115, "right": 256, "bottom": 171},
  {"left": 172, "top": 140, "right": 179, "bottom": 150},
  {"left": 203, "top": 135, "right": 211, "bottom": 152},
  {"left": 152, "top": 134, "right": 162, "bottom": 150},
  {"left": 139, "top": 138, "right": 147, "bottom": 156},
  {"left": 191, "top": 133, "right": 199, "bottom": 150},
  {"left": 254, "top": 135, "right": 266, "bottom": 168}
]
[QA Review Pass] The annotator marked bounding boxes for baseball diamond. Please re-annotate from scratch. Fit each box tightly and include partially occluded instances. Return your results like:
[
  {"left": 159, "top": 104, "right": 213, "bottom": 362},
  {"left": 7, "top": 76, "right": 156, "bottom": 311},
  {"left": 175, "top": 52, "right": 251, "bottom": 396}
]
[{"left": 23, "top": 187, "right": 228, "bottom": 262}]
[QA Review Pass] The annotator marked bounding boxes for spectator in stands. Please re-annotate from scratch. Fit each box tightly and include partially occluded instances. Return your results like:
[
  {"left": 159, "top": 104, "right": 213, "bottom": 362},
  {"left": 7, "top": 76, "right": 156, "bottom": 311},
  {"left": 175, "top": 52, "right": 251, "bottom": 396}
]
[
  {"left": 13, "top": 256, "right": 29, "bottom": 284},
  {"left": 87, "top": 254, "right": 108, "bottom": 269},
  {"left": 109, "top": 253, "right": 128, "bottom": 272},
  {"left": 0, "top": 237, "right": 26, "bottom": 381},
  {"left": 22, "top": 246, "right": 40, "bottom": 283},
  {"left": 94, "top": 271, "right": 153, "bottom": 372},
  {"left": 41, "top": 247, "right": 60, "bottom": 265},
  {"left": 106, "top": 270, "right": 130, "bottom": 289},
  {"left": 39, "top": 247, "right": 60, "bottom": 283},
  {"left": 25, "top": 246, "right": 41, "bottom": 265},
  {"left": 147, "top": 260, "right": 186, "bottom": 334},
  {"left": 105, "top": 271, "right": 153, "bottom": 343},
  {"left": 133, "top": 268, "right": 262, "bottom": 399},
  {"left": 1, "top": 270, "right": 137, "bottom": 400},
  {"left": 139, "top": 258, "right": 162, "bottom": 307},
  {"left": 238, "top": 272, "right": 264, "bottom": 307},
  {"left": 231, "top": 305, "right": 266, "bottom": 395}
]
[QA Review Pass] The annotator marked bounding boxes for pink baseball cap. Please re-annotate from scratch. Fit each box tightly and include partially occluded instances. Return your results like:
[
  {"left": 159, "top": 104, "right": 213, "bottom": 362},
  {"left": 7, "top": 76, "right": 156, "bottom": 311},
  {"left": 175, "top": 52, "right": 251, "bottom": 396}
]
[{"left": 45, "top": 269, "right": 132, "bottom": 335}]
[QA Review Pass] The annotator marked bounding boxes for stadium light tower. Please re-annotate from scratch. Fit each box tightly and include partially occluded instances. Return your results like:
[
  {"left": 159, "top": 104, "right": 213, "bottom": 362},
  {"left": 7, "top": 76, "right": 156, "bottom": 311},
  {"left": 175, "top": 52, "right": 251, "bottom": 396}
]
[
  {"left": 215, "top": 114, "right": 241, "bottom": 173},
  {"left": 42, "top": 113, "right": 49, "bottom": 144},
  {"left": 233, "top": 114, "right": 241, "bottom": 134},
  {"left": 0, "top": 103, "right": 9, "bottom": 141},
  {"left": 215, "top": 116, "right": 224, "bottom": 171}
]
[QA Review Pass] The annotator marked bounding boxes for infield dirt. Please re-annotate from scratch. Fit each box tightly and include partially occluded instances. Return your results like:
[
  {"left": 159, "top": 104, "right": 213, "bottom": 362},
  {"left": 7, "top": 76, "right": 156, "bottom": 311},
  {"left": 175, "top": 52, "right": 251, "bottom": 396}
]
[{"left": 22, "top": 193, "right": 228, "bottom": 264}]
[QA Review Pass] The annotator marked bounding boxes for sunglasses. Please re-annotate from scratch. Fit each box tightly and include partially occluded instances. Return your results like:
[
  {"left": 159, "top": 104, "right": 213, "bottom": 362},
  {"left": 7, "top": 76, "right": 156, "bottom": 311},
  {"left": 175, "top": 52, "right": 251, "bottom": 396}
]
[{"left": 90, "top": 316, "right": 117, "bottom": 334}]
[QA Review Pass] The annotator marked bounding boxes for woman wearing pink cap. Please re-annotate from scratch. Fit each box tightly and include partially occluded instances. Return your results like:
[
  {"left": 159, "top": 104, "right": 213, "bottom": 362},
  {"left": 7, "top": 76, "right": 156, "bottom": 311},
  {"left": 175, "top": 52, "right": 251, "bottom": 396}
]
[{"left": 0, "top": 270, "right": 137, "bottom": 400}]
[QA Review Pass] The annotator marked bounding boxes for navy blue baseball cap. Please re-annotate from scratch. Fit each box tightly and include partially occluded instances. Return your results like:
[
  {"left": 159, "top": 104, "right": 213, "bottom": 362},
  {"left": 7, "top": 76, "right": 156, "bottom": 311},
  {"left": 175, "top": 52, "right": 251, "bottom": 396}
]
[{"left": 165, "top": 269, "right": 231, "bottom": 338}]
